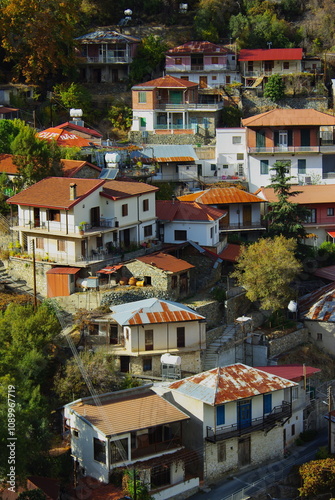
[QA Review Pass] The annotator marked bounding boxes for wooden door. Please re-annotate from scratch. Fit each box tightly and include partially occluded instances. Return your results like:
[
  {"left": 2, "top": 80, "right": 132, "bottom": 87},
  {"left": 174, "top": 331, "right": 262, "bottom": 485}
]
[
  {"left": 238, "top": 399, "right": 252, "bottom": 429},
  {"left": 120, "top": 356, "right": 130, "bottom": 372},
  {"left": 243, "top": 205, "right": 252, "bottom": 226},
  {"left": 200, "top": 76, "right": 208, "bottom": 88},
  {"left": 81, "top": 239, "right": 86, "bottom": 259},
  {"left": 90, "top": 206, "right": 100, "bottom": 227},
  {"left": 238, "top": 436, "right": 251, "bottom": 466},
  {"left": 109, "top": 324, "right": 118, "bottom": 344}
]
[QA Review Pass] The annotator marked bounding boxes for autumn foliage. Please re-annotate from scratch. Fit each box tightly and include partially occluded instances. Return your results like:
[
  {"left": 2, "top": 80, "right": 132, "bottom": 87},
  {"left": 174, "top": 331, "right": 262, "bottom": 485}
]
[{"left": 299, "top": 458, "right": 335, "bottom": 497}]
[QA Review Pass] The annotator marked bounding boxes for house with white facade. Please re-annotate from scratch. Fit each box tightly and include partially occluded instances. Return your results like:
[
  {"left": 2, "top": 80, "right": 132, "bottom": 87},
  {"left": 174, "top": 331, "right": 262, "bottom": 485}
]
[
  {"left": 84, "top": 297, "right": 206, "bottom": 377},
  {"left": 63, "top": 385, "right": 200, "bottom": 499},
  {"left": 7, "top": 177, "right": 158, "bottom": 267},
  {"left": 165, "top": 41, "right": 240, "bottom": 88},
  {"left": 216, "top": 128, "right": 247, "bottom": 181},
  {"left": 156, "top": 199, "right": 227, "bottom": 252},
  {"left": 157, "top": 364, "right": 297, "bottom": 482},
  {"left": 242, "top": 108, "right": 335, "bottom": 192}
]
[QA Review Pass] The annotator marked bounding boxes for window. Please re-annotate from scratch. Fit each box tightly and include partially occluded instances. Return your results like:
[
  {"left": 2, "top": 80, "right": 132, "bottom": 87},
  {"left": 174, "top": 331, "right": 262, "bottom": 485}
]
[
  {"left": 217, "top": 442, "right": 226, "bottom": 462},
  {"left": 143, "top": 199, "right": 149, "bottom": 211},
  {"left": 291, "top": 424, "right": 295, "bottom": 436},
  {"left": 232, "top": 136, "right": 241, "bottom": 144},
  {"left": 138, "top": 91, "right": 147, "bottom": 103},
  {"left": 177, "top": 327, "right": 185, "bottom": 347},
  {"left": 122, "top": 204, "right": 128, "bottom": 217},
  {"left": 247, "top": 61, "right": 253, "bottom": 72},
  {"left": 96, "top": 236, "right": 103, "bottom": 248},
  {"left": 216, "top": 405, "right": 225, "bottom": 426},
  {"left": 175, "top": 58, "right": 182, "bottom": 65},
  {"left": 283, "top": 61, "right": 290, "bottom": 69},
  {"left": 317, "top": 333, "right": 323, "bottom": 341},
  {"left": 212, "top": 56, "right": 218, "bottom": 64},
  {"left": 210, "top": 227, "right": 214, "bottom": 238},
  {"left": 174, "top": 230, "right": 187, "bottom": 241},
  {"left": 145, "top": 330, "right": 153, "bottom": 350},
  {"left": 36, "top": 237, "right": 44, "bottom": 250},
  {"left": 143, "top": 357, "right": 152, "bottom": 371},
  {"left": 73, "top": 430, "right": 79, "bottom": 438},
  {"left": 263, "top": 394, "right": 272, "bottom": 414},
  {"left": 57, "top": 239, "right": 66, "bottom": 252},
  {"left": 210, "top": 164, "right": 216, "bottom": 171},
  {"left": 327, "top": 208, "right": 334, "bottom": 216},
  {"left": 151, "top": 465, "right": 170, "bottom": 488},
  {"left": 144, "top": 225, "right": 152, "bottom": 237},
  {"left": 306, "top": 208, "right": 316, "bottom": 223},
  {"left": 292, "top": 386, "right": 299, "bottom": 400},
  {"left": 171, "top": 275, "right": 177, "bottom": 289},
  {"left": 212, "top": 76, "right": 217, "bottom": 81},
  {"left": 140, "top": 117, "right": 146, "bottom": 127},
  {"left": 47, "top": 209, "right": 60, "bottom": 222},
  {"left": 222, "top": 164, "right": 229, "bottom": 169},
  {"left": 298, "top": 159, "right": 306, "bottom": 174},
  {"left": 89, "top": 324, "right": 99, "bottom": 336},
  {"left": 93, "top": 438, "right": 106, "bottom": 463},
  {"left": 110, "top": 438, "right": 128, "bottom": 463},
  {"left": 260, "top": 159, "right": 269, "bottom": 175},
  {"left": 237, "top": 153, "right": 244, "bottom": 160}
]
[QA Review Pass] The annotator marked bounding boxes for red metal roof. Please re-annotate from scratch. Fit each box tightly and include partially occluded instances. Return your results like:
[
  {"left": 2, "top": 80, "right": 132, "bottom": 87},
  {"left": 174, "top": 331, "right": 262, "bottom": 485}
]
[
  {"left": 58, "top": 122, "right": 103, "bottom": 138},
  {"left": 137, "top": 252, "right": 194, "bottom": 272},
  {"left": 239, "top": 48, "right": 303, "bottom": 61},
  {"left": 132, "top": 75, "right": 198, "bottom": 89},
  {"left": 167, "top": 41, "right": 228, "bottom": 55},
  {"left": 218, "top": 243, "right": 241, "bottom": 262},
  {"left": 156, "top": 200, "right": 226, "bottom": 221},
  {"left": 37, "top": 128, "right": 91, "bottom": 147},
  {"left": 179, "top": 187, "right": 262, "bottom": 205},
  {"left": 97, "top": 265, "right": 123, "bottom": 274},
  {"left": 169, "top": 364, "right": 296, "bottom": 405},
  {"left": 256, "top": 365, "right": 320, "bottom": 382}
]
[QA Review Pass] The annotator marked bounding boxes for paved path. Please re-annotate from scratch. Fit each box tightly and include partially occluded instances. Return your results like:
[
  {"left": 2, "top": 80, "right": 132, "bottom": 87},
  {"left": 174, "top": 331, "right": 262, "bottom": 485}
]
[{"left": 190, "top": 431, "right": 328, "bottom": 500}]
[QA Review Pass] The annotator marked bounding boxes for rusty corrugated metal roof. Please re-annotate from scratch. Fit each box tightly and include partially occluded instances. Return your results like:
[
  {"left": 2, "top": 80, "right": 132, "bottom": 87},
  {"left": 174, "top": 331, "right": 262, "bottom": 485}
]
[
  {"left": 314, "top": 265, "right": 335, "bottom": 281},
  {"left": 75, "top": 30, "right": 140, "bottom": 44},
  {"left": 70, "top": 389, "right": 189, "bottom": 436},
  {"left": 239, "top": 48, "right": 303, "bottom": 61},
  {"left": 299, "top": 282, "right": 335, "bottom": 321},
  {"left": 136, "top": 252, "right": 195, "bottom": 272},
  {"left": 178, "top": 187, "right": 262, "bottom": 205},
  {"left": 167, "top": 41, "right": 228, "bottom": 54},
  {"left": 169, "top": 364, "right": 296, "bottom": 405},
  {"left": 110, "top": 298, "right": 204, "bottom": 326},
  {"left": 242, "top": 109, "right": 335, "bottom": 127}
]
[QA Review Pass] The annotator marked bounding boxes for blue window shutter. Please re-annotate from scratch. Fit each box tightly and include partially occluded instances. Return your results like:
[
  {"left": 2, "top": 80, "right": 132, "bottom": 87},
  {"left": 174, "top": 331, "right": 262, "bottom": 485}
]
[
  {"left": 263, "top": 393, "right": 272, "bottom": 414},
  {"left": 216, "top": 405, "right": 225, "bottom": 426}
]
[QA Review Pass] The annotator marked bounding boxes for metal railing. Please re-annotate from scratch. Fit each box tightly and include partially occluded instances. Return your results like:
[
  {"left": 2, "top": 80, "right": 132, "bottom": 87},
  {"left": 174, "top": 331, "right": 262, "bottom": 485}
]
[
  {"left": 156, "top": 101, "right": 224, "bottom": 110},
  {"left": 84, "top": 55, "right": 131, "bottom": 64},
  {"left": 206, "top": 402, "right": 291, "bottom": 442},
  {"left": 248, "top": 145, "right": 335, "bottom": 154}
]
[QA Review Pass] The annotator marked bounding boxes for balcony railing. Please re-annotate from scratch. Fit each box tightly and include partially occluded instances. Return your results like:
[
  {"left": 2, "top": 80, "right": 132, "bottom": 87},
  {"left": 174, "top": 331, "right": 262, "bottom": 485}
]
[
  {"left": 248, "top": 146, "right": 323, "bottom": 154},
  {"left": 17, "top": 218, "right": 117, "bottom": 234},
  {"left": 304, "top": 216, "right": 335, "bottom": 226},
  {"left": 83, "top": 55, "right": 131, "bottom": 64},
  {"left": 206, "top": 402, "right": 291, "bottom": 443},
  {"left": 156, "top": 101, "right": 223, "bottom": 110},
  {"left": 131, "top": 437, "right": 181, "bottom": 460},
  {"left": 220, "top": 221, "right": 266, "bottom": 231}
]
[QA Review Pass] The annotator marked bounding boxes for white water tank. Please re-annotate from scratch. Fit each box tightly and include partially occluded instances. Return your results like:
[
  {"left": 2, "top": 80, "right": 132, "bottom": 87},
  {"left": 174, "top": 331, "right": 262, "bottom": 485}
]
[
  {"left": 105, "top": 152, "right": 121, "bottom": 168},
  {"left": 160, "top": 353, "right": 181, "bottom": 366}
]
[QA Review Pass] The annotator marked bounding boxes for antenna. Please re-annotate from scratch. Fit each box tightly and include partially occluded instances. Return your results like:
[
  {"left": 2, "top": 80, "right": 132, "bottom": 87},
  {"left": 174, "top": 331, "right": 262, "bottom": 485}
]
[{"left": 267, "top": 42, "right": 272, "bottom": 49}]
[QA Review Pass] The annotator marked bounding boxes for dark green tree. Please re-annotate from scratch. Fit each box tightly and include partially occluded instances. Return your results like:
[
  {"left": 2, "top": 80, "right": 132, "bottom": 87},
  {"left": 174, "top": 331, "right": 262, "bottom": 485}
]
[
  {"left": 265, "top": 160, "right": 310, "bottom": 240},
  {"left": 18, "top": 489, "right": 47, "bottom": 500},
  {"left": 129, "top": 35, "right": 168, "bottom": 84},
  {"left": 264, "top": 74, "right": 286, "bottom": 102},
  {"left": 0, "top": 120, "right": 20, "bottom": 154}
]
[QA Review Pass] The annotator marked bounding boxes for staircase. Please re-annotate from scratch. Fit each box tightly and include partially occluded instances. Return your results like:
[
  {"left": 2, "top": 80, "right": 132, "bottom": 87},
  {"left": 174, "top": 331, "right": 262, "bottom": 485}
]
[{"left": 203, "top": 324, "right": 237, "bottom": 371}]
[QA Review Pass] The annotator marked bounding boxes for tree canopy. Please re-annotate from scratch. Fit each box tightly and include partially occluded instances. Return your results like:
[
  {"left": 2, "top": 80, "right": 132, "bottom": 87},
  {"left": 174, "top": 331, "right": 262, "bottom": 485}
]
[
  {"left": 231, "top": 235, "right": 302, "bottom": 312},
  {"left": 299, "top": 458, "right": 335, "bottom": 497},
  {"left": 265, "top": 160, "right": 310, "bottom": 240},
  {"left": 264, "top": 74, "right": 286, "bottom": 102}
]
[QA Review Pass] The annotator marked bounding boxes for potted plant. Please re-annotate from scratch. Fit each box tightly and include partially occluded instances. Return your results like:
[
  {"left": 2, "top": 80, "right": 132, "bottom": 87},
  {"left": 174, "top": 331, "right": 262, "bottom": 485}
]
[{"left": 79, "top": 222, "right": 87, "bottom": 235}]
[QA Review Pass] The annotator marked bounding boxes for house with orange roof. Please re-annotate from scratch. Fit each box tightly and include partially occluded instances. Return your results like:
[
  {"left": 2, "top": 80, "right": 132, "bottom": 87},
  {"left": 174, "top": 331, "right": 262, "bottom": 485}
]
[
  {"left": 84, "top": 297, "right": 206, "bottom": 376},
  {"left": 158, "top": 363, "right": 297, "bottom": 481},
  {"left": 63, "top": 385, "right": 200, "bottom": 496},
  {"left": 62, "top": 159, "right": 102, "bottom": 178},
  {"left": 57, "top": 121, "right": 103, "bottom": 146},
  {"left": 242, "top": 108, "right": 335, "bottom": 192},
  {"left": 156, "top": 199, "right": 227, "bottom": 252},
  {"left": 7, "top": 177, "right": 158, "bottom": 275},
  {"left": 165, "top": 41, "right": 240, "bottom": 88},
  {"left": 37, "top": 128, "right": 92, "bottom": 148},
  {"left": 130, "top": 75, "right": 224, "bottom": 141},
  {"left": 178, "top": 187, "right": 266, "bottom": 242},
  {"left": 257, "top": 184, "right": 335, "bottom": 245}
]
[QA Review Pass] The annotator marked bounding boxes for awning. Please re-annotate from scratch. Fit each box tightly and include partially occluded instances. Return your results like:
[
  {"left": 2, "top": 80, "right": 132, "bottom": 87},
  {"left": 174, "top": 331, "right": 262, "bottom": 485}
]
[
  {"left": 328, "top": 232, "right": 335, "bottom": 238},
  {"left": 97, "top": 265, "right": 123, "bottom": 274}
]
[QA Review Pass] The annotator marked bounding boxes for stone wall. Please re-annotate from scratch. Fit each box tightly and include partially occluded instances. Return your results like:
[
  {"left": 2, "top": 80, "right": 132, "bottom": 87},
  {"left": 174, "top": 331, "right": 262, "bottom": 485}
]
[
  {"left": 129, "top": 131, "right": 207, "bottom": 145},
  {"left": 6, "top": 257, "right": 53, "bottom": 296},
  {"left": 225, "top": 287, "right": 251, "bottom": 324},
  {"left": 242, "top": 91, "right": 329, "bottom": 117},
  {"left": 189, "top": 300, "right": 223, "bottom": 329},
  {"left": 266, "top": 327, "right": 309, "bottom": 358}
]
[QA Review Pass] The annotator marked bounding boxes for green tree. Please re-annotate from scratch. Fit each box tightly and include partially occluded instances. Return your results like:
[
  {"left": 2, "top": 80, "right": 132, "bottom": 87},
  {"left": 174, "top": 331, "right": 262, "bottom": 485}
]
[
  {"left": 0, "top": 120, "right": 20, "bottom": 154},
  {"left": 231, "top": 235, "right": 302, "bottom": 312},
  {"left": 264, "top": 74, "right": 286, "bottom": 102},
  {"left": 265, "top": 160, "right": 310, "bottom": 240},
  {"left": 0, "top": 0, "right": 80, "bottom": 84},
  {"left": 108, "top": 103, "right": 133, "bottom": 131},
  {"left": 18, "top": 489, "right": 47, "bottom": 499},
  {"left": 299, "top": 458, "right": 335, "bottom": 497},
  {"left": 52, "top": 83, "right": 93, "bottom": 117},
  {"left": 129, "top": 35, "right": 168, "bottom": 84}
]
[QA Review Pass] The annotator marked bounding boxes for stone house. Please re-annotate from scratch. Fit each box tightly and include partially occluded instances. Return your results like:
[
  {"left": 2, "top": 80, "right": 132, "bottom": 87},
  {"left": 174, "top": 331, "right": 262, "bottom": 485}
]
[
  {"left": 84, "top": 297, "right": 206, "bottom": 378},
  {"left": 157, "top": 364, "right": 297, "bottom": 482},
  {"left": 63, "top": 385, "right": 200, "bottom": 498}
]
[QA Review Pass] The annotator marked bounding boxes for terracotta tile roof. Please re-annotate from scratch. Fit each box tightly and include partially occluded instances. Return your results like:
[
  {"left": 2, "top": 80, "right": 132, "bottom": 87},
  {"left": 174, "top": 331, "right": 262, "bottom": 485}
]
[
  {"left": 242, "top": 108, "right": 335, "bottom": 127},
  {"left": 167, "top": 41, "right": 228, "bottom": 54},
  {"left": 7, "top": 177, "right": 105, "bottom": 209},
  {"left": 57, "top": 122, "right": 103, "bottom": 138},
  {"left": 256, "top": 365, "right": 320, "bottom": 382},
  {"left": 61, "top": 159, "right": 101, "bottom": 177},
  {"left": 239, "top": 48, "right": 303, "bottom": 61},
  {"left": 136, "top": 252, "right": 195, "bottom": 272},
  {"left": 256, "top": 184, "right": 335, "bottom": 204},
  {"left": 70, "top": 389, "right": 189, "bottom": 436},
  {"left": 218, "top": 243, "right": 241, "bottom": 262},
  {"left": 178, "top": 187, "right": 263, "bottom": 205},
  {"left": 132, "top": 75, "right": 198, "bottom": 89},
  {"left": 169, "top": 364, "right": 296, "bottom": 405},
  {"left": 155, "top": 156, "right": 195, "bottom": 162},
  {"left": 156, "top": 200, "right": 226, "bottom": 221},
  {"left": 111, "top": 298, "right": 205, "bottom": 325},
  {"left": 299, "top": 282, "right": 335, "bottom": 322},
  {"left": 101, "top": 180, "right": 158, "bottom": 200},
  {"left": 37, "top": 128, "right": 91, "bottom": 147},
  {"left": 67, "top": 476, "right": 123, "bottom": 500},
  {"left": 0, "top": 153, "right": 18, "bottom": 175}
]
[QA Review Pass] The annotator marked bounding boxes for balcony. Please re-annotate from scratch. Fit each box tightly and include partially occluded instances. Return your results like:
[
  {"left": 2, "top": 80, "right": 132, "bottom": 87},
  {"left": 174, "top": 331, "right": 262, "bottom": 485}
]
[
  {"left": 81, "top": 54, "right": 131, "bottom": 64},
  {"left": 304, "top": 216, "right": 335, "bottom": 226},
  {"left": 206, "top": 402, "right": 291, "bottom": 443},
  {"left": 16, "top": 218, "right": 117, "bottom": 236},
  {"left": 131, "top": 436, "right": 182, "bottom": 460},
  {"left": 248, "top": 146, "right": 322, "bottom": 154},
  {"left": 156, "top": 100, "right": 224, "bottom": 111},
  {"left": 220, "top": 221, "right": 266, "bottom": 232}
]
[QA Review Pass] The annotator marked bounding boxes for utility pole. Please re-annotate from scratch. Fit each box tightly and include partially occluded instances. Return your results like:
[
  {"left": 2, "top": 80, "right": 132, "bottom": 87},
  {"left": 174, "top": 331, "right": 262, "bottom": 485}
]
[
  {"left": 31, "top": 239, "right": 37, "bottom": 310},
  {"left": 327, "top": 386, "right": 332, "bottom": 454}
]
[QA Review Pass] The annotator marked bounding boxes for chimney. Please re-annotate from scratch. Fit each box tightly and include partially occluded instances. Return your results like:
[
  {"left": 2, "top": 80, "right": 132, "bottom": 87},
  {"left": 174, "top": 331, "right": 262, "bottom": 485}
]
[{"left": 69, "top": 183, "right": 77, "bottom": 200}]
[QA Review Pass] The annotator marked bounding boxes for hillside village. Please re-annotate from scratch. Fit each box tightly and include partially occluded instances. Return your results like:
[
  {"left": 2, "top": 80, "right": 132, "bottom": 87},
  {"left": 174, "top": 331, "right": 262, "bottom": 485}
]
[{"left": 4, "top": 2, "right": 335, "bottom": 499}]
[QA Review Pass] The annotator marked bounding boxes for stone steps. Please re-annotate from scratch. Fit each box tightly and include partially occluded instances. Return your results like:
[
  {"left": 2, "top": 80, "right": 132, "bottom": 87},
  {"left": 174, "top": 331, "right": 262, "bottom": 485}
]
[{"left": 203, "top": 324, "right": 237, "bottom": 370}]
